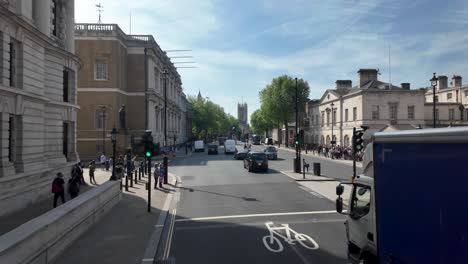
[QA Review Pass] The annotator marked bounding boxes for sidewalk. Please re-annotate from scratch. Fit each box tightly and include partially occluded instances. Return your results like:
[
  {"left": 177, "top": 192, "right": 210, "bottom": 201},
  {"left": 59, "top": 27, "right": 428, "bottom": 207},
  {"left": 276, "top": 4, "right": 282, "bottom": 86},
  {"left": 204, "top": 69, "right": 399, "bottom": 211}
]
[
  {"left": 275, "top": 144, "right": 362, "bottom": 167},
  {"left": 52, "top": 168, "right": 177, "bottom": 264}
]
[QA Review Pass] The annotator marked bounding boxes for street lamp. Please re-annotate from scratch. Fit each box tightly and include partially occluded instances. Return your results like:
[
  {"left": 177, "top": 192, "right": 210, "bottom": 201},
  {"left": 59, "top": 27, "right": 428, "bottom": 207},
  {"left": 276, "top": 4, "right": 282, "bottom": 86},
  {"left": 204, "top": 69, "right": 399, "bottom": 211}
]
[
  {"left": 110, "top": 127, "right": 118, "bottom": 181},
  {"left": 331, "top": 102, "right": 334, "bottom": 145},
  {"left": 98, "top": 106, "right": 107, "bottom": 156},
  {"left": 430, "top": 73, "right": 438, "bottom": 128}
]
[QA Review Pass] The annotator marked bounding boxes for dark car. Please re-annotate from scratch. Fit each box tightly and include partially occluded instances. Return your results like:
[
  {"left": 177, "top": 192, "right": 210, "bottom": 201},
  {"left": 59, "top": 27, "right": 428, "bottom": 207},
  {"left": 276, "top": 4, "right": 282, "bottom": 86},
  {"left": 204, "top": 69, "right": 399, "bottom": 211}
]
[
  {"left": 207, "top": 144, "right": 218, "bottom": 154},
  {"left": 234, "top": 149, "right": 248, "bottom": 160},
  {"left": 243, "top": 152, "right": 268, "bottom": 172},
  {"left": 264, "top": 146, "right": 278, "bottom": 160}
]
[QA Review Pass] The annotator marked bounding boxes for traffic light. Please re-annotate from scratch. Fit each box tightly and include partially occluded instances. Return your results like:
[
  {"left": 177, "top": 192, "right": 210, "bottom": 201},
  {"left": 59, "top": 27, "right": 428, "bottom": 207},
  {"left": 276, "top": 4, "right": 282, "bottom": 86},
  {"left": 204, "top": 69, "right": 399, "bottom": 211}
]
[
  {"left": 352, "top": 126, "right": 368, "bottom": 152},
  {"left": 294, "top": 134, "right": 299, "bottom": 145},
  {"left": 142, "top": 130, "right": 153, "bottom": 158}
]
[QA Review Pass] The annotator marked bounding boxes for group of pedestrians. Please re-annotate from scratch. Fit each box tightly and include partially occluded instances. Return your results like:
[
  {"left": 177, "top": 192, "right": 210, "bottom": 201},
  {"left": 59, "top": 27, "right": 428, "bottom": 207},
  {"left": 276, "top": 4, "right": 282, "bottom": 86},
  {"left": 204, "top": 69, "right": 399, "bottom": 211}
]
[
  {"left": 51, "top": 162, "right": 88, "bottom": 208},
  {"left": 304, "top": 144, "right": 364, "bottom": 161}
]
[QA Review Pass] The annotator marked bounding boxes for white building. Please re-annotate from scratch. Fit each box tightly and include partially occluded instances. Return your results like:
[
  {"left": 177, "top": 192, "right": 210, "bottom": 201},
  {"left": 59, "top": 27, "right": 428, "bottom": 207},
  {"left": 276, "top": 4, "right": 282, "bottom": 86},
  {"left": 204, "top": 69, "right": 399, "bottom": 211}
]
[
  {"left": 304, "top": 69, "right": 426, "bottom": 147},
  {"left": 0, "top": 0, "right": 79, "bottom": 216}
]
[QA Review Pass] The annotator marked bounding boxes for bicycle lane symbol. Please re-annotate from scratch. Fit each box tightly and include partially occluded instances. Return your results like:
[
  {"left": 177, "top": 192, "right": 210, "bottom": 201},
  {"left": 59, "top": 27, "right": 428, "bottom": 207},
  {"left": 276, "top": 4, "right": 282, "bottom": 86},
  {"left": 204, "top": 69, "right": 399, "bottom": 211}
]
[{"left": 262, "top": 221, "right": 319, "bottom": 253}]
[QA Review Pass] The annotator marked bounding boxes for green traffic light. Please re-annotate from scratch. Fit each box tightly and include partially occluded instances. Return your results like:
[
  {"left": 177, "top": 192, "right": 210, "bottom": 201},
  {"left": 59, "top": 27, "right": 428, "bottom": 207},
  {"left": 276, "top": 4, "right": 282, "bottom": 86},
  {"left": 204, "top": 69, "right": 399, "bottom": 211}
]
[
  {"left": 145, "top": 151, "right": 151, "bottom": 157},
  {"left": 356, "top": 145, "right": 362, "bottom": 151},
  {"left": 295, "top": 140, "right": 299, "bottom": 145}
]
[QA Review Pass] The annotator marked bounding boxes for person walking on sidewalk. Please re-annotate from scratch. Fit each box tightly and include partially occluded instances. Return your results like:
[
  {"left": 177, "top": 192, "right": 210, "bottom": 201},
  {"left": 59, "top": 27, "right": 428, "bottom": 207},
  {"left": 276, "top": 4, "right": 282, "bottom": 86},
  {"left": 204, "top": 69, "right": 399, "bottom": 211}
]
[
  {"left": 52, "top": 172, "right": 66, "bottom": 208},
  {"left": 158, "top": 163, "right": 165, "bottom": 188},
  {"left": 89, "top": 161, "right": 97, "bottom": 185},
  {"left": 153, "top": 163, "right": 160, "bottom": 189}
]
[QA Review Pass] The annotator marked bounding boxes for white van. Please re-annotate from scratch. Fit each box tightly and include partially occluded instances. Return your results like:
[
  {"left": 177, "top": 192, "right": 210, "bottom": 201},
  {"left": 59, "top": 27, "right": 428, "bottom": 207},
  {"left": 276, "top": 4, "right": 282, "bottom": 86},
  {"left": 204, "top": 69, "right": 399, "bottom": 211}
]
[
  {"left": 194, "top": 140, "right": 204, "bottom": 152},
  {"left": 224, "top": 139, "right": 237, "bottom": 154}
]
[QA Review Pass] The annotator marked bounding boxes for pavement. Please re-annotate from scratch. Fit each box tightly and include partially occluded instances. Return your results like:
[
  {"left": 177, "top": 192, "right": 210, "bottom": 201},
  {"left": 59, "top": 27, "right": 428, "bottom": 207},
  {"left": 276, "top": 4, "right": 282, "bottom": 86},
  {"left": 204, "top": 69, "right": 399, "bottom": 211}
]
[{"left": 153, "top": 144, "right": 350, "bottom": 264}]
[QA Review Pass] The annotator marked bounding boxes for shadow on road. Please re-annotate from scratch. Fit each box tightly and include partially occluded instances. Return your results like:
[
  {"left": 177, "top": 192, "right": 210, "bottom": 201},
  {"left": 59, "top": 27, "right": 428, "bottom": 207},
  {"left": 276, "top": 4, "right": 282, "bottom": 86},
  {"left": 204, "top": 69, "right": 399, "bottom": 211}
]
[{"left": 177, "top": 186, "right": 260, "bottom": 202}]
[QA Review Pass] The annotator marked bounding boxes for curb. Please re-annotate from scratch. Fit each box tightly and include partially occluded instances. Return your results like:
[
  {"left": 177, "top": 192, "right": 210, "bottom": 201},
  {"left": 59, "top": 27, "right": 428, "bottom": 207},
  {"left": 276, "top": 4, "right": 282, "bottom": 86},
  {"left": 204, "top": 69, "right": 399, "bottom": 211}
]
[{"left": 280, "top": 171, "right": 339, "bottom": 182}]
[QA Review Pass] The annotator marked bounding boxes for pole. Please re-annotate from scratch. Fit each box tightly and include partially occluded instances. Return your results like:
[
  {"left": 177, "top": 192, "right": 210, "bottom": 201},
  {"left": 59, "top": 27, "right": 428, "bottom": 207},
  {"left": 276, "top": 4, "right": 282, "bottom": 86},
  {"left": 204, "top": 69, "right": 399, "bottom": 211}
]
[
  {"left": 144, "top": 48, "right": 148, "bottom": 131},
  {"left": 295, "top": 77, "right": 298, "bottom": 158},
  {"left": 147, "top": 157, "right": 151, "bottom": 212},
  {"left": 164, "top": 71, "right": 168, "bottom": 147},
  {"left": 102, "top": 108, "right": 106, "bottom": 155},
  {"left": 433, "top": 84, "right": 436, "bottom": 128},
  {"left": 353, "top": 127, "right": 356, "bottom": 179},
  {"left": 111, "top": 141, "right": 118, "bottom": 182},
  {"left": 163, "top": 156, "right": 168, "bottom": 184}
]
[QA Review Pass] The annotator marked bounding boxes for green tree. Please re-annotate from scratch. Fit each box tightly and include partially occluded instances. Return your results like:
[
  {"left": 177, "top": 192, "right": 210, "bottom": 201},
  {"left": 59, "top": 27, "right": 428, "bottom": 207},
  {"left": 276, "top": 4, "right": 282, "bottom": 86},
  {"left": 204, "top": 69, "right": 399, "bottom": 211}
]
[
  {"left": 259, "top": 75, "right": 309, "bottom": 147},
  {"left": 250, "top": 108, "right": 273, "bottom": 136}
]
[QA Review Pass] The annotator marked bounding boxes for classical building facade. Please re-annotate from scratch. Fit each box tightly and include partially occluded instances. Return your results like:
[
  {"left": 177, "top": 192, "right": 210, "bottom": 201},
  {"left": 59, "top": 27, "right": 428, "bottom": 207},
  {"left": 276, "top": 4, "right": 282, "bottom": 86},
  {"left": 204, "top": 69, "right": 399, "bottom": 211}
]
[
  {"left": 0, "top": 0, "right": 79, "bottom": 216},
  {"left": 75, "top": 23, "right": 187, "bottom": 159},
  {"left": 304, "top": 69, "right": 426, "bottom": 147}
]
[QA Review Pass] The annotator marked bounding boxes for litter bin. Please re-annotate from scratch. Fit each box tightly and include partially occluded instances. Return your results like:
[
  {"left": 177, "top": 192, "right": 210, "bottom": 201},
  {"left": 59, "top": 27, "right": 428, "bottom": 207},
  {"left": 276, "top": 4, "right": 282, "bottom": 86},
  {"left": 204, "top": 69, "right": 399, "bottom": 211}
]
[{"left": 313, "top": 162, "right": 321, "bottom": 176}]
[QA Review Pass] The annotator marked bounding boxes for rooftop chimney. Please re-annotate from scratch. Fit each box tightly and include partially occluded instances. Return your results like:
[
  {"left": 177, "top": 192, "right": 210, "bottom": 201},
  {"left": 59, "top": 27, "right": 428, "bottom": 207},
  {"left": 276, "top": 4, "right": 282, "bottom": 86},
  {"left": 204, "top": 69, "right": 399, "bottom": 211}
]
[
  {"left": 401, "top": 83, "right": 410, "bottom": 90},
  {"left": 358, "top": 69, "right": 378, "bottom": 88},
  {"left": 437, "top": 75, "right": 448, "bottom": 90},
  {"left": 335, "top": 80, "right": 352, "bottom": 90},
  {"left": 452, "top": 75, "right": 462, "bottom": 88}
]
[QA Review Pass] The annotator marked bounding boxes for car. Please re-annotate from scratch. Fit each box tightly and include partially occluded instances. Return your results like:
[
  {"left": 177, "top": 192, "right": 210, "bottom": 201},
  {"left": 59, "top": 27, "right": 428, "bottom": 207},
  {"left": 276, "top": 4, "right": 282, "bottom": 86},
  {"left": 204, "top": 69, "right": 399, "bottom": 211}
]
[
  {"left": 207, "top": 144, "right": 218, "bottom": 154},
  {"left": 224, "top": 139, "right": 237, "bottom": 154},
  {"left": 243, "top": 152, "right": 268, "bottom": 172},
  {"left": 264, "top": 146, "right": 278, "bottom": 160},
  {"left": 234, "top": 149, "right": 248, "bottom": 160}
]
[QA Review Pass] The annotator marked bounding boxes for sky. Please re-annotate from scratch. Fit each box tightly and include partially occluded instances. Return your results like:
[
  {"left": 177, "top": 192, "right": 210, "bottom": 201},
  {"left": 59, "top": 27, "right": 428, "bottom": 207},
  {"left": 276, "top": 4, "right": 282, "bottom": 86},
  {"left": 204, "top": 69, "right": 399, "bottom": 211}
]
[{"left": 75, "top": 0, "right": 468, "bottom": 122}]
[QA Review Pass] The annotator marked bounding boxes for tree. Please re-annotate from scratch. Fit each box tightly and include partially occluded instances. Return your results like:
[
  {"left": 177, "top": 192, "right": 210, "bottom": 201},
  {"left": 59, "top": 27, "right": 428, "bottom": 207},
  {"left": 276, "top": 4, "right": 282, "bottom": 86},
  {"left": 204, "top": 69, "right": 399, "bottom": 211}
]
[
  {"left": 259, "top": 75, "right": 309, "bottom": 147},
  {"left": 250, "top": 108, "right": 273, "bottom": 137}
]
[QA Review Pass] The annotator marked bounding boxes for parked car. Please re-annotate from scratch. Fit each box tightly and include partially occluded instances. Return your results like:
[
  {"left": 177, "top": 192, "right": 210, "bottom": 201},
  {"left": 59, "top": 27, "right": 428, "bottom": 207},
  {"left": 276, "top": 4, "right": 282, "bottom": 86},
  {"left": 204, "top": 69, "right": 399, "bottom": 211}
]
[
  {"left": 207, "top": 144, "right": 218, "bottom": 154},
  {"left": 224, "top": 139, "right": 237, "bottom": 154},
  {"left": 243, "top": 152, "right": 268, "bottom": 172},
  {"left": 194, "top": 140, "right": 204, "bottom": 152},
  {"left": 234, "top": 149, "right": 248, "bottom": 160},
  {"left": 264, "top": 146, "right": 278, "bottom": 160}
]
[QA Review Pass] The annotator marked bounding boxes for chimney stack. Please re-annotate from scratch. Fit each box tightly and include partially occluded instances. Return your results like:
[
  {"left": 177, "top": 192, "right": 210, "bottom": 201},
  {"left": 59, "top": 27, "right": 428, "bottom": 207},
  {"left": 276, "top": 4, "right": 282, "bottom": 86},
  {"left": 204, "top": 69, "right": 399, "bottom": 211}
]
[
  {"left": 358, "top": 69, "right": 378, "bottom": 88},
  {"left": 452, "top": 75, "right": 462, "bottom": 88},
  {"left": 437, "top": 75, "right": 448, "bottom": 90},
  {"left": 401, "top": 83, "right": 410, "bottom": 90},
  {"left": 335, "top": 80, "right": 352, "bottom": 90}
]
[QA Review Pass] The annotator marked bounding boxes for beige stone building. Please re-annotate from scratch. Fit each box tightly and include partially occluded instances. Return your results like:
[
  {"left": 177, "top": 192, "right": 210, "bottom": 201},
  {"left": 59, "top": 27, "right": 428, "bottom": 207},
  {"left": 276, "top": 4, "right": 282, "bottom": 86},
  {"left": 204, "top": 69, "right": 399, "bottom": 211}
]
[
  {"left": 0, "top": 0, "right": 79, "bottom": 216},
  {"left": 75, "top": 23, "right": 187, "bottom": 160},
  {"left": 304, "top": 69, "right": 426, "bottom": 147}
]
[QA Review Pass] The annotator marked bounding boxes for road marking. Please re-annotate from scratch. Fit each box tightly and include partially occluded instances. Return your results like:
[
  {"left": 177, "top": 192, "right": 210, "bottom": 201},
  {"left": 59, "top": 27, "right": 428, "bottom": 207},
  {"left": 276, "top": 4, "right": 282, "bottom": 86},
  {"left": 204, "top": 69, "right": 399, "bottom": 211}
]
[
  {"left": 163, "top": 208, "right": 177, "bottom": 259},
  {"left": 175, "top": 210, "right": 338, "bottom": 222},
  {"left": 263, "top": 221, "right": 319, "bottom": 253},
  {"left": 141, "top": 259, "right": 154, "bottom": 262}
]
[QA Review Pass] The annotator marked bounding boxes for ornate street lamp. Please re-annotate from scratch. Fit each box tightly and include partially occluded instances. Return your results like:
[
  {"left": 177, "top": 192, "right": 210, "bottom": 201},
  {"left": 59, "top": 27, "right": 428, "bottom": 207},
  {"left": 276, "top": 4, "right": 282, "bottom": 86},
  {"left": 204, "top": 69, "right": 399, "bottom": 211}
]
[
  {"left": 110, "top": 127, "right": 118, "bottom": 181},
  {"left": 430, "top": 73, "right": 438, "bottom": 128}
]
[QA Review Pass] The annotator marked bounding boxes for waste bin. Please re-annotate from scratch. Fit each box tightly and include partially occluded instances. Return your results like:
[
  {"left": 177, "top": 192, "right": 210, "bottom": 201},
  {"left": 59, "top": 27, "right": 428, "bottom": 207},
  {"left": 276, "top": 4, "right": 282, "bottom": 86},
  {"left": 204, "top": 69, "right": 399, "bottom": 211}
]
[
  {"left": 293, "top": 157, "right": 301, "bottom": 173},
  {"left": 313, "top": 162, "right": 321, "bottom": 176}
]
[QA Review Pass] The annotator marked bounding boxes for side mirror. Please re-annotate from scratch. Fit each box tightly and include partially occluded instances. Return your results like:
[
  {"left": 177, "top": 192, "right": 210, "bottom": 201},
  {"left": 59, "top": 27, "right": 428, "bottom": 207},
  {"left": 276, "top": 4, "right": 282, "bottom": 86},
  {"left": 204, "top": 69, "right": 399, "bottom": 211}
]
[
  {"left": 336, "top": 185, "right": 344, "bottom": 196},
  {"left": 336, "top": 197, "right": 344, "bottom": 213}
]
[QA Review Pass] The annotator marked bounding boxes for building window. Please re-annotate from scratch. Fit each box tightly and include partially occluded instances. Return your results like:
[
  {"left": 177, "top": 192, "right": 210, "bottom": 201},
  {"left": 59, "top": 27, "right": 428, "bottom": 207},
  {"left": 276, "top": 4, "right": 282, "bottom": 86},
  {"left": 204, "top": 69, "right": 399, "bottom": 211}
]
[
  {"left": 449, "top": 109, "right": 455, "bottom": 120},
  {"left": 465, "top": 90, "right": 468, "bottom": 97},
  {"left": 372, "top": 105, "right": 379, "bottom": 120},
  {"left": 435, "top": 96, "right": 439, "bottom": 102},
  {"left": 63, "top": 122, "right": 68, "bottom": 158},
  {"left": 321, "top": 112, "right": 324, "bottom": 127},
  {"left": 95, "top": 109, "right": 106, "bottom": 130},
  {"left": 353, "top": 107, "right": 357, "bottom": 121},
  {"left": 326, "top": 111, "right": 330, "bottom": 126},
  {"left": 52, "top": 0, "right": 58, "bottom": 36},
  {"left": 447, "top": 93, "right": 452, "bottom": 100},
  {"left": 315, "top": 114, "right": 319, "bottom": 125},
  {"left": 8, "top": 40, "right": 17, "bottom": 87},
  {"left": 345, "top": 109, "right": 348, "bottom": 122},
  {"left": 8, "top": 116, "right": 15, "bottom": 162},
  {"left": 94, "top": 58, "right": 108, "bottom": 80},
  {"left": 408, "top": 106, "right": 415, "bottom": 120},
  {"left": 63, "top": 69, "right": 69, "bottom": 102},
  {"left": 310, "top": 115, "right": 314, "bottom": 125},
  {"left": 390, "top": 104, "right": 398, "bottom": 121}
]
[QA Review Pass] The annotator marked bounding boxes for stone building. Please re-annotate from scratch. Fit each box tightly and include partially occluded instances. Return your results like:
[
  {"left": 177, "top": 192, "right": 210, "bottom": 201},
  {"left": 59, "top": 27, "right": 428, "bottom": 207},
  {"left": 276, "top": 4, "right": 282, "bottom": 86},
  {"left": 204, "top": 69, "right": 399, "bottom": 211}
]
[
  {"left": 304, "top": 69, "right": 426, "bottom": 147},
  {"left": 75, "top": 23, "right": 187, "bottom": 159},
  {"left": 0, "top": 0, "right": 79, "bottom": 216},
  {"left": 424, "top": 75, "right": 468, "bottom": 127},
  {"left": 237, "top": 102, "right": 249, "bottom": 140}
]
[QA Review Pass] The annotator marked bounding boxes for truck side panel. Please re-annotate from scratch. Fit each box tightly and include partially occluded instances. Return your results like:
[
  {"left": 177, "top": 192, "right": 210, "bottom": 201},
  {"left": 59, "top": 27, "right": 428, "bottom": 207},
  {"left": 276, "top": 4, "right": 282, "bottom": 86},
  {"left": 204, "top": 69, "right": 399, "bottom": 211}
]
[{"left": 374, "top": 143, "right": 468, "bottom": 264}]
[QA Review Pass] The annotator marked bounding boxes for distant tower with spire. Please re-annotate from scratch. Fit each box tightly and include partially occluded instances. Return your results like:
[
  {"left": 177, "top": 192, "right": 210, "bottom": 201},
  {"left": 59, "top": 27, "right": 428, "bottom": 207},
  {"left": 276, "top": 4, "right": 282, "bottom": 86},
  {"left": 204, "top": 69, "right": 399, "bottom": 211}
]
[{"left": 197, "top": 89, "right": 202, "bottom": 100}]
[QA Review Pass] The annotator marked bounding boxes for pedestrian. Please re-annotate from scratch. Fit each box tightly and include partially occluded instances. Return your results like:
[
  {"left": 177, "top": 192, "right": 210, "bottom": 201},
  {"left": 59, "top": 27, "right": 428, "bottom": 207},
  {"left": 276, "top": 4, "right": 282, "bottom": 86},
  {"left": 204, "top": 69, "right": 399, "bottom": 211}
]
[
  {"left": 68, "top": 173, "right": 81, "bottom": 199},
  {"left": 158, "top": 163, "right": 165, "bottom": 188},
  {"left": 153, "top": 163, "right": 160, "bottom": 189},
  {"left": 105, "top": 157, "right": 110, "bottom": 171},
  {"left": 89, "top": 161, "right": 97, "bottom": 185},
  {"left": 52, "top": 172, "right": 66, "bottom": 208}
]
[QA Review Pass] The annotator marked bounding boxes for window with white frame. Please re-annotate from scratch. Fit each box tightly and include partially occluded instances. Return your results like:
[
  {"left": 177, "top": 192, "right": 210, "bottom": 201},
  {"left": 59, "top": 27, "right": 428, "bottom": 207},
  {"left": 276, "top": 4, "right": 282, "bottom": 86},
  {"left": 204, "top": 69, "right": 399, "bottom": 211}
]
[
  {"left": 332, "top": 110, "right": 336, "bottom": 126},
  {"left": 372, "top": 105, "right": 379, "bottom": 120},
  {"left": 94, "top": 58, "right": 108, "bottom": 80},
  {"left": 95, "top": 109, "right": 106, "bottom": 130},
  {"left": 449, "top": 109, "right": 455, "bottom": 120},
  {"left": 315, "top": 114, "right": 319, "bottom": 125},
  {"left": 390, "top": 104, "right": 398, "bottom": 120},
  {"left": 353, "top": 107, "right": 357, "bottom": 121},
  {"left": 447, "top": 93, "right": 452, "bottom": 100},
  {"left": 321, "top": 112, "right": 324, "bottom": 127},
  {"left": 408, "top": 106, "right": 415, "bottom": 120},
  {"left": 345, "top": 109, "right": 348, "bottom": 122},
  {"left": 465, "top": 90, "right": 468, "bottom": 97},
  {"left": 326, "top": 111, "right": 330, "bottom": 126}
]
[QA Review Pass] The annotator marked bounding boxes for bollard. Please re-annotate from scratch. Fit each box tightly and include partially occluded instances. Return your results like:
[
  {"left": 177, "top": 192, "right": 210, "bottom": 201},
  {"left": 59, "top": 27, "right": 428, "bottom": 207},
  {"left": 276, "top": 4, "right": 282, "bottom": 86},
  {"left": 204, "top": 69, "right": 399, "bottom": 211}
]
[
  {"left": 125, "top": 175, "right": 129, "bottom": 191},
  {"left": 130, "top": 173, "right": 134, "bottom": 187},
  {"left": 163, "top": 156, "right": 169, "bottom": 184},
  {"left": 134, "top": 170, "right": 138, "bottom": 184},
  {"left": 139, "top": 167, "right": 142, "bottom": 180},
  {"left": 303, "top": 159, "right": 306, "bottom": 179}
]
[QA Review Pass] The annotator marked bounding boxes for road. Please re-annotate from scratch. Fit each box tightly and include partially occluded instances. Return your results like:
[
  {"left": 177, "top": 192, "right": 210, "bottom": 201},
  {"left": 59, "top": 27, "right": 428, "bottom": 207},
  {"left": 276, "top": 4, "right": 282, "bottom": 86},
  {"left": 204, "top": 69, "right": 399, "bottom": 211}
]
[{"left": 154, "top": 144, "right": 351, "bottom": 264}]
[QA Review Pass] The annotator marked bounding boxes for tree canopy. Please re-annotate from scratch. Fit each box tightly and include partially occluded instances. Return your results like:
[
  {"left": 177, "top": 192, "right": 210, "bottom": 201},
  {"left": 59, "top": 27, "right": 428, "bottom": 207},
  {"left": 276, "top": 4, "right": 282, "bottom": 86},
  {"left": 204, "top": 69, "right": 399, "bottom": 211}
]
[
  {"left": 250, "top": 108, "right": 274, "bottom": 136},
  {"left": 188, "top": 96, "right": 240, "bottom": 140}
]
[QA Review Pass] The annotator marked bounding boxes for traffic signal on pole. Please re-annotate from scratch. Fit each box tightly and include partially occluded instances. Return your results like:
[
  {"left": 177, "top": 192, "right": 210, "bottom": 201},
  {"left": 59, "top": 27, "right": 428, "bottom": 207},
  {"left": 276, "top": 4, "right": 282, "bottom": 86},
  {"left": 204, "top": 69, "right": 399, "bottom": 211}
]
[
  {"left": 295, "top": 134, "right": 299, "bottom": 146},
  {"left": 353, "top": 126, "right": 368, "bottom": 152},
  {"left": 142, "top": 131, "right": 154, "bottom": 158}
]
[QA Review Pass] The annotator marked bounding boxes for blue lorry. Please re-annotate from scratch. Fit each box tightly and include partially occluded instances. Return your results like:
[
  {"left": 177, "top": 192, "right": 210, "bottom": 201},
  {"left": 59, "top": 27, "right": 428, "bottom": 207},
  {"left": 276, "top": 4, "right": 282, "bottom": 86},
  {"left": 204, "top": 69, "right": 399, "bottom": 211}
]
[{"left": 336, "top": 127, "right": 468, "bottom": 263}]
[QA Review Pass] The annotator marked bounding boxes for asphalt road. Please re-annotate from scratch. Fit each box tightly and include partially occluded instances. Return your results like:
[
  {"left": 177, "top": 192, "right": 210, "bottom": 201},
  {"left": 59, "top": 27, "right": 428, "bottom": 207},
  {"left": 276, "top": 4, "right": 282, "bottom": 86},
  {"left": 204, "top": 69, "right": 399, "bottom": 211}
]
[{"left": 155, "top": 144, "right": 349, "bottom": 264}]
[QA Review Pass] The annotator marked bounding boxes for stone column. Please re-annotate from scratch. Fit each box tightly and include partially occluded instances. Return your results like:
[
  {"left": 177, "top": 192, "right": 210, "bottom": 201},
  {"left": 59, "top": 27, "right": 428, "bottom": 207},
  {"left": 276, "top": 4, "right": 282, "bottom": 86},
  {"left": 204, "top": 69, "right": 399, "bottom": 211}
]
[
  {"left": 35, "top": 0, "right": 51, "bottom": 37},
  {"left": 65, "top": 0, "right": 75, "bottom": 53}
]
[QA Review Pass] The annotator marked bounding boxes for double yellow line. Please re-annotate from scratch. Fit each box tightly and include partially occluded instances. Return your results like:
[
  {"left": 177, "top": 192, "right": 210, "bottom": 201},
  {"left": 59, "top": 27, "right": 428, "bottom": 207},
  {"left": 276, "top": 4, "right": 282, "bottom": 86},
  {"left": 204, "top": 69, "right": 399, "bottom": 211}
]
[{"left": 163, "top": 208, "right": 177, "bottom": 259}]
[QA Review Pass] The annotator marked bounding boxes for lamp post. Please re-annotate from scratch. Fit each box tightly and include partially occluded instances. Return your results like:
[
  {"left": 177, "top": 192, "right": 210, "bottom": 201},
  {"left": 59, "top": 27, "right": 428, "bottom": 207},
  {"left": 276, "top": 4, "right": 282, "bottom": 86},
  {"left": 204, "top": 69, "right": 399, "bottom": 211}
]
[
  {"left": 430, "top": 73, "right": 438, "bottom": 128},
  {"left": 110, "top": 127, "right": 118, "bottom": 181},
  {"left": 98, "top": 106, "right": 107, "bottom": 156},
  {"left": 331, "top": 102, "right": 334, "bottom": 145},
  {"left": 163, "top": 69, "right": 169, "bottom": 146}
]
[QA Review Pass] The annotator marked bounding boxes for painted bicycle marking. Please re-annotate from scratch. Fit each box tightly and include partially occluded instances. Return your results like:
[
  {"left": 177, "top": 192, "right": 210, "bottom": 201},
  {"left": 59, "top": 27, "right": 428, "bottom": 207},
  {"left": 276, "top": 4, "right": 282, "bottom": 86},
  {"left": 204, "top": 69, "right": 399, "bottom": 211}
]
[{"left": 262, "top": 221, "right": 319, "bottom": 253}]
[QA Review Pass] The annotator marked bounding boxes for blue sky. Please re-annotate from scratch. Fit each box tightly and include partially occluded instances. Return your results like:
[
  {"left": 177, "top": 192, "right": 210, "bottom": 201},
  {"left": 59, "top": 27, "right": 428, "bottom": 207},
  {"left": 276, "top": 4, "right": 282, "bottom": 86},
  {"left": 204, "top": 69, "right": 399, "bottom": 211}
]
[{"left": 76, "top": 0, "right": 468, "bottom": 121}]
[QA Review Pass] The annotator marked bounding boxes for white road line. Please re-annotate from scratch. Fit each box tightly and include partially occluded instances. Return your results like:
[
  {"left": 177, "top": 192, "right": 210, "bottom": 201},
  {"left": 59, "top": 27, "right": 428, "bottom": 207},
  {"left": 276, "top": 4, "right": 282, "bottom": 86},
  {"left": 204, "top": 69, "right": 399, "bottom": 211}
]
[
  {"left": 141, "top": 259, "right": 154, "bottom": 262},
  {"left": 175, "top": 210, "right": 338, "bottom": 222}
]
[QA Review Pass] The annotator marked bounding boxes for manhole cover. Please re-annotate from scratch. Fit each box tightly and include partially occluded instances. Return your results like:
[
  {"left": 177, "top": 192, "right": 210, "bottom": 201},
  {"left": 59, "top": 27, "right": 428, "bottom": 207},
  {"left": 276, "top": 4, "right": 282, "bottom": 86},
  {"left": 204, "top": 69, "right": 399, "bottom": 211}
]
[{"left": 181, "top": 176, "right": 195, "bottom": 180}]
